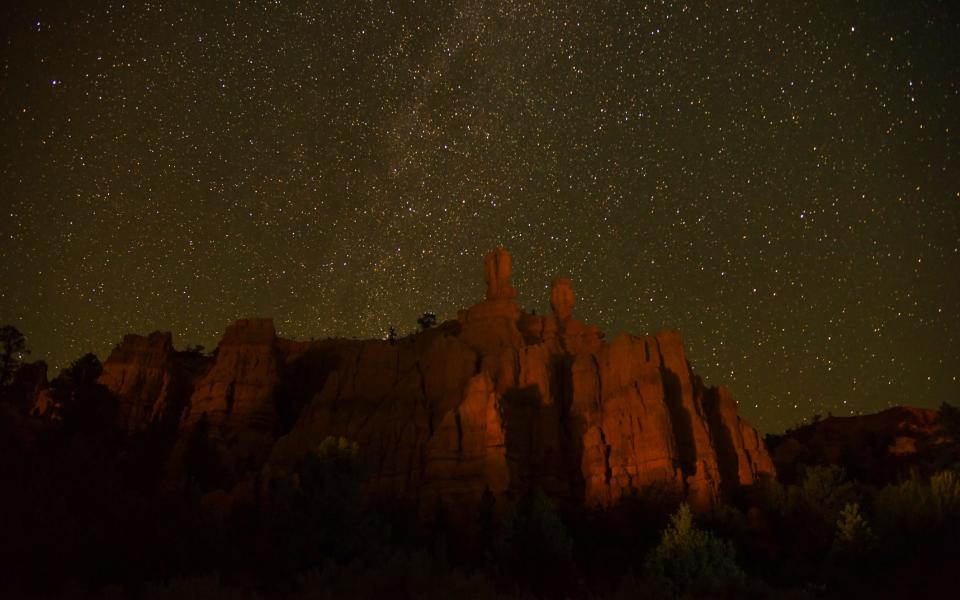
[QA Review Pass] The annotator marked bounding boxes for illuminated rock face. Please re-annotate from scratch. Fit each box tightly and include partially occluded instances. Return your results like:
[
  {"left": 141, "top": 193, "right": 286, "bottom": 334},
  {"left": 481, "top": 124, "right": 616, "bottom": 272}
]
[
  {"left": 703, "top": 385, "right": 777, "bottom": 493},
  {"left": 180, "top": 318, "right": 281, "bottom": 475},
  {"left": 98, "top": 331, "right": 210, "bottom": 432},
  {"left": 84, "top": 248, "right": 775, "bottom": 519},
  {"left": 484, "top": 246, "right": 517, "bottom": 301},
  {"left": 550, "top": 277, "right": 575, "bottom": 321},
  {"left": 267, "top": 248, "right": 775, "bottom": 520},
  {"left": 98, "top": 332, "right": 175, "bottom": 431}
]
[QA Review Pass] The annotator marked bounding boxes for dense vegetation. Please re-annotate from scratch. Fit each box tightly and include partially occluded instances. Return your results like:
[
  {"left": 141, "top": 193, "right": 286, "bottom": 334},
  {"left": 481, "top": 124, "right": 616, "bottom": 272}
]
[{"left": 1, "top": 330, "right": 958, "bottom": 598}]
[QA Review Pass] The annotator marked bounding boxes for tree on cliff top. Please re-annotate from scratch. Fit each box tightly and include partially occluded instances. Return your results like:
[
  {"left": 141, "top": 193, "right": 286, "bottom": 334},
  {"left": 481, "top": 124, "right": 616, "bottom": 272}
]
[
  {"left": 0, "top": 325, "right": 29, "bottom": 387},
  {"left": 417, "top": 313, "right": 437, "bottom": 330}
]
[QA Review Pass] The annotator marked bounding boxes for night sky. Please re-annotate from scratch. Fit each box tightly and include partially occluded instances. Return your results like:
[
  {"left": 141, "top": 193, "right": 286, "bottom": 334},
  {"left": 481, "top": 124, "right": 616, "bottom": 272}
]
[{"left": 1, "top": 1, "right": 957, "bottom": 432}]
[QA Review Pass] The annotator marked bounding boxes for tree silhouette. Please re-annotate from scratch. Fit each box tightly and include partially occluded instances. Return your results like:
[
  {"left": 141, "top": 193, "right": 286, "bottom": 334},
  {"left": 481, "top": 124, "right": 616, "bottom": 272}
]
[
  {"left": 833, "top": 501, "right": 875, "bottom": 557},
  {"left": 495, "top": 487, "right": 572, "bottom": 574},
  {"left": 264, "top": 436, "right": 372, "bottom": 577},
  {"left": 0, "top": 325, "right": 29, "bottom": 386},
  {"left": 417, "top": 313, "right": 437, "bottom": 330},
  {"left": 182, "top": 412, "right": 226, "bottom": 493},
  {"left": 53, "top": 353, "right": 118, "bottom": 435}
]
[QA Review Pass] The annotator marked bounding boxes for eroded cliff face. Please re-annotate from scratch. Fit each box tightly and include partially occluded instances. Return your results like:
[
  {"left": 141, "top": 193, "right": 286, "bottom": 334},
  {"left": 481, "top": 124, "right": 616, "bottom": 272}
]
[
  {"left": 266, "top": 247, "right": 775, "bottom": 521},
  {"left": 39, "top": 247, "right": 775, "bottom": 520},
  {"left": 179, "top": 318, "right": 282, "bottom": 476},
  {"left": 97, "top": 331, "right": 212, "bottom": 433}
]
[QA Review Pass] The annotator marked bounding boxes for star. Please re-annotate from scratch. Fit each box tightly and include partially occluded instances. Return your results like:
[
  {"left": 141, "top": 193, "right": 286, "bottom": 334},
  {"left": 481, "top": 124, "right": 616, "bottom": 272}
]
[{"left": 0, "top": 0, "right": 956, "bottom": 432}]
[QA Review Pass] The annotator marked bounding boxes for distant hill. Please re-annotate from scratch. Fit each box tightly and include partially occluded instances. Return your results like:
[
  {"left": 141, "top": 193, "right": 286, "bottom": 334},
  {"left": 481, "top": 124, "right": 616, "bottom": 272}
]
[{"left": 766, "top": 405, "right": 960, "bottom": 484}]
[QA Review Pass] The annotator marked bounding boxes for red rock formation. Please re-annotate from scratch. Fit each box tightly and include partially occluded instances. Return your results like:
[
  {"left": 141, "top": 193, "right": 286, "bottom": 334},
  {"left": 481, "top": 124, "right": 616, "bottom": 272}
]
[
  {"left": 422, "top": 373, "right": 510, "bottom": 514},
  {"left": 574, "top": 334, "right": 684, "bottom": 507},
  {"left": 550, "top": 277, "right": 575, "bottom": 321},
  {"left": 47, "top": 248, "right": 773, "bottom": 522},
  {"left": 98, "top": 332, "right": 174, "bottom": 430},
  {"left": 180, "top": 318, "right": 280, "bottom": 476},
  {"left": 268, "top": 325, "right": 481, "bottom": 502},
  {"left": 97, "top": 331, "right": 213, "bottom": 432},
  {"left": 266, "top": 249, "right": 774, "bottom": 521},
  {"left": 484, "top": 246, "right": 518, "bottom": 300},
  {"left": 703, "top": 385, "right": 776, "bottom": 493}
]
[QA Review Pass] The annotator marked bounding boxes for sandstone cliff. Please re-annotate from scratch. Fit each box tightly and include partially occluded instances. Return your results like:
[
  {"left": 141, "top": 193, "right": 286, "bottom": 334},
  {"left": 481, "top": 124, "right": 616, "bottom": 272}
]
[
  {"left": 32, "top": 247, "right": 775, "bottom": 520},
  {"left": 4, "top": 360, "right": 49, "bottom": 416},
  {"left": 179, "top": 319, "right": 281, "bottom": 474},
  {"left": 97, "top": 332, "right": 212, "bottom": 433},
  {"left": 193, "top": 249, "right": 774, "bottom": 513}
]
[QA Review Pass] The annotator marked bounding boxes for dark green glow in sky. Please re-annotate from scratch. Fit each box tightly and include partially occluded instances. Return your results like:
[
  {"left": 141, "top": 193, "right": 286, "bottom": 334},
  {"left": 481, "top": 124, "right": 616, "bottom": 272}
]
[{"left": 1, "top": 1, "right": 957, "bottom": 431}]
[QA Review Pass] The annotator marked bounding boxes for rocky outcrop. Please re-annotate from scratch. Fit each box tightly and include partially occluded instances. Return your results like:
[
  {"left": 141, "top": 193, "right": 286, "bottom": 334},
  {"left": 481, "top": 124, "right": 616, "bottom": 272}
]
[
  {"left": 422, "top": 373, "right": 510, "bottom": 515},
  {"left": 484, "top": 246, "right": 518, "bottom": 300},
  {"left": 31, "top": 248, "right": 774, "bottom": 522},
  {"left": 550, "top": 277, "right": 575, "bottom": 321},
  {"left": 180, "top": 318, "right": 280, "bottom": 475},
  {"left": 268, "top": 325, "right": 481, "bottom": 501},
  {"left": 265, "top": 248, "right": 775, "bottom": 521},
  {"left": 98, "top": 332, "right": 173, "bottom": 430},
  {"left": 97, "top": 331, "right": 213, "bottom": 432},
  {"left": 703, "top": 385, "right": 777, "bottom": 494}
]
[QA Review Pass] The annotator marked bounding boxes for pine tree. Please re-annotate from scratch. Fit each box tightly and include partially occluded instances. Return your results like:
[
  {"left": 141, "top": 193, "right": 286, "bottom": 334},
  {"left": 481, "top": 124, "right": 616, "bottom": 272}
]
[{"left": 833, "top": 502, "right": 875, "bottom": 556}]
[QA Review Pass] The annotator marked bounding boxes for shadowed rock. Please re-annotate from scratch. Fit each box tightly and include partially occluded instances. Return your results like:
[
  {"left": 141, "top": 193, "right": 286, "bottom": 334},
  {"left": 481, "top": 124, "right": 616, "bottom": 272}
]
[{"left": 94, "top": 332, "right": 213, "bottom": 433}]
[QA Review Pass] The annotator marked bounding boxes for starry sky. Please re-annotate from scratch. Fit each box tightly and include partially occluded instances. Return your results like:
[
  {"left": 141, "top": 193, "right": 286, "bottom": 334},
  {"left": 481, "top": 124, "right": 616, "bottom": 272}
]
[{"left": 1, "top": 1, "right": 957, "bottom": 432}]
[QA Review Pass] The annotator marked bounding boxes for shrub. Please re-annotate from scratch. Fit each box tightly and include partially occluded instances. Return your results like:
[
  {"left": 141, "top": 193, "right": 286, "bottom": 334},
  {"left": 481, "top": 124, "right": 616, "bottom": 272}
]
[
  {"left": 875, "top": 470, "right": 960, "bottom": 553},
  {"left": 494, "top": 488, "right": 573, "bottom": 582},
  {"left": 930, "top": 470, "right": 960, "bottom": 517},
  {"left": 832, "top": 502, "right": 875, "bottom": 557},
  {"left": 773, "top": 465, "right": 869, "bottom": 555},
  {"left": 643, "top": 503, "right": 743, "bottom": 598},
  {"left": 262, "top": 437, "right": 381, "bottom": 581}
]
